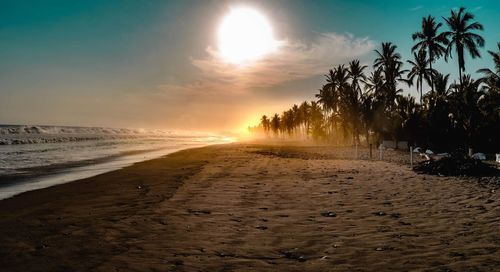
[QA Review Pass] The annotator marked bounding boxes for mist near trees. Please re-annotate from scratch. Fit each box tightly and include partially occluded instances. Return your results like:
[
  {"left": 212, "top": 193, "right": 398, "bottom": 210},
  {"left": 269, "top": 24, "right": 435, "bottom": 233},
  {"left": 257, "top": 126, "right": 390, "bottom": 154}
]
[{"left": 254, "top": 7, "right": 499, "bottom": 153}]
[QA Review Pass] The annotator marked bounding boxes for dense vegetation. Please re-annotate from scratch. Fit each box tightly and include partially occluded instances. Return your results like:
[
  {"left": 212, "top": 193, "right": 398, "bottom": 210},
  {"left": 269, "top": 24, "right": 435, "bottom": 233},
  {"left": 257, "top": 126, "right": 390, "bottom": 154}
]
[{"left": 253, "top": 7, "right": 500, "bottom": 153}]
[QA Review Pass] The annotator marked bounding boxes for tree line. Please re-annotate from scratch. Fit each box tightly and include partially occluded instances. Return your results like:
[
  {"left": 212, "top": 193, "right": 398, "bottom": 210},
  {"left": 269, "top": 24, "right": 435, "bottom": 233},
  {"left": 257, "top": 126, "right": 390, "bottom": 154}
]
[{"left": 253, "top": 7, "right": 500, "bottom": 153}]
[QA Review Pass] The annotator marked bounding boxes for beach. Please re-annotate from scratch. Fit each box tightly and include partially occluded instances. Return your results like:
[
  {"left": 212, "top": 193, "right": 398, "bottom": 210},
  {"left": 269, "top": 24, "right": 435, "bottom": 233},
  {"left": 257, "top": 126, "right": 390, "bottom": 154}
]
[{"left": 0, "top": 143, "right": 498, "bottom": 271}]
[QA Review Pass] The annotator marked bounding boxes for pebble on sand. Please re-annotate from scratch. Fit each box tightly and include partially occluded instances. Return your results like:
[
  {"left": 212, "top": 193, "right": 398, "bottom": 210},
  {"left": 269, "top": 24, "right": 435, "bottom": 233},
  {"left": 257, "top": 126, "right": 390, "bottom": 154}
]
[{"left": 320, "top": 211, "right": 337, "bottom": 217}]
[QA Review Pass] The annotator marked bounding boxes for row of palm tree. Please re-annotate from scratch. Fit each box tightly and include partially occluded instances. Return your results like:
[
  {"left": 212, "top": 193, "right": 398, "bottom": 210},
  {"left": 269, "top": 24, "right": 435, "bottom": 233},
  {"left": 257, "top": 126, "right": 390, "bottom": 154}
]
[{"left": 254, "top": 7, "right": 499, "bottom": 153}]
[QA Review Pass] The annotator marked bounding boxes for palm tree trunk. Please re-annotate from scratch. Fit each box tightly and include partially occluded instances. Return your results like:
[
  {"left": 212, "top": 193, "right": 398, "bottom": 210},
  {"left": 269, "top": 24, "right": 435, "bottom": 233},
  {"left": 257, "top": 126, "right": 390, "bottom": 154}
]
[
  {"left": 419, "top": 78, "right": 423, "bottom": 105},
  {"left": 429, "top": 50, "right": 434, "bottom": 94},
  {"left": 458, "top": 62, "right": 463, "bottom": 86}
]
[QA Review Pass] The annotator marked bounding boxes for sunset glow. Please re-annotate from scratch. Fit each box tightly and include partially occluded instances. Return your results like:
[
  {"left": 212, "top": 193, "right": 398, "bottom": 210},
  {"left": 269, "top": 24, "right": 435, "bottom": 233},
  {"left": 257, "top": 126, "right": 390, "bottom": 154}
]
[
  {"left": 218, "top": 7, "right": 278, "bottom": 64},
  {"left": 2, "top": 2, "right": 500, "bottom": 271}
]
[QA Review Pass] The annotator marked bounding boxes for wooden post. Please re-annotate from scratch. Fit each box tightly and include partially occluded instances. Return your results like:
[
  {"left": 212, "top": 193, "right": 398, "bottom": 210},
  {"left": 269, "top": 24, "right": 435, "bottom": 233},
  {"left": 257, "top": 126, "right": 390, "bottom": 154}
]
[
  {"left": 379, "top": 144, "right": 383, "bottom": 160},
  {"left": 355, "top": 142, "right": 358, "bottom": 159},
  {"left": 410, "top": 145, "right": 413, "bottom": 167},
  {"left": 369, "top": 144, "right": 372, "bottom": 159}
]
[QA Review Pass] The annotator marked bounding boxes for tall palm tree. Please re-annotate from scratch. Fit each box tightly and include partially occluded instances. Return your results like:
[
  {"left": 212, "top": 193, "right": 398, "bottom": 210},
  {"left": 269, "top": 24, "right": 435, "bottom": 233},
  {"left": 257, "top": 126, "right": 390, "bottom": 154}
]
[
  {"left": 346, "top": 60, "right": 367, "bottom": 143},
  {"left": 270, "top": 113, "right": 280, "bottom": 136},
  {"left": 298, "top": 101, "right": 310, "bottom": 138},
  {"left": 374, "top": 42, "right": 403, "bottom": 77},
  {"left": 282, "top": 110, "right": 294, "bottom": 136},
  {"left": 442, "top": 7, "right": 484, "bottom": 85},
  {"left": 317, "top": 73, "right": 336, "bottom": 115},
  {"left": 291, "top": 104, "right": 300, "bottom": 136},
  {"left": 362, "top": 67, "right": 385, "bottom": 102},
  {"left": 347, "top": 60, "right": 367, "bottom": 95},
  {"left": 476, "top": 44, "right": 500, "bottom": 150},
  {"left": 406, "top": 50, "right": 435, "bottom": 104},
  {"left": 361, "top": 68, "right": 386, "bottom": 142},
  {"left": 433, "top": 73, "right": 451, "bottom": 96},
  {"left": 374, "top": 42, "right": 406, "bottom": 109},
  {"left": 477, "top": 42, "right": 500, "bottom": 92},
  {"left": 412, "top": 15, "right": 448, "bottom": 93},
  {"left": 309, "top": 101, "right": 325, "bottom": 140},
  {"left": 260, "top": 115, "right": 270, "bottom": 134},
  {"left": 332, "top": 65, "right": 352, "bottom": 138},
  {"left": 449, "top": 75, "right": 484, "bottom": 153},
  {"left": 359, "top": 91, "right": 376, "bottom": 145}
]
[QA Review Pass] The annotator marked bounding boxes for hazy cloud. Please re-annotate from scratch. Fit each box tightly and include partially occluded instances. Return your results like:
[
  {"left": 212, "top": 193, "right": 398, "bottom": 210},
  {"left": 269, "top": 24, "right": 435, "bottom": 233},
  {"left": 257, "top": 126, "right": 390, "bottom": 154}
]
[
  {"left": 193, "top": 32, "right": 375, "bottom": 89},
  {"left": 151, "top": 32, "right": 376, "bottom": 130}
]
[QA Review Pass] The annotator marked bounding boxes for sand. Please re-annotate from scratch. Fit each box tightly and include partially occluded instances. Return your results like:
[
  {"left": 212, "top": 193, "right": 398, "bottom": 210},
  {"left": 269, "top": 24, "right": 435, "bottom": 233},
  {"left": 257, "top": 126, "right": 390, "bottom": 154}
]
[{"left": 0, "top": 143, "right": 498, "bottom": 271}]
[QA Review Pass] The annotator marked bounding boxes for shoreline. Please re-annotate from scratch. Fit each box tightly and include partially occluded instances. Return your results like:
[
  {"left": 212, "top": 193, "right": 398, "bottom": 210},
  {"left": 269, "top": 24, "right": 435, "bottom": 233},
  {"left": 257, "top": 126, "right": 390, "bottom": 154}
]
[
  {"left": 0, "top": 143, "right": 498, "bottom": 271},
  {"left": 0, "top": 143, "right": 217, "bottom": 200}
]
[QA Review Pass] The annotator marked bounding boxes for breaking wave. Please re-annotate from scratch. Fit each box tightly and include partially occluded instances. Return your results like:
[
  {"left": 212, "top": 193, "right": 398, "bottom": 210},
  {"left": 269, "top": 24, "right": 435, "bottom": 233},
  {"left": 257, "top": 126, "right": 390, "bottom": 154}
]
[{"left": 0, "top": 125, "right": 202, "bottom": 145}]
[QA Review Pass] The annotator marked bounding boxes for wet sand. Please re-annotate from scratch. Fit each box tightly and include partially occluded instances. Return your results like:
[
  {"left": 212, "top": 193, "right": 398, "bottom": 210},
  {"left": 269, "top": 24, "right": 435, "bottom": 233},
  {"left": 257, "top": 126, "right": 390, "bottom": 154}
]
[{"left": 0, "top": 143, "right": 499, "bottom": 271}]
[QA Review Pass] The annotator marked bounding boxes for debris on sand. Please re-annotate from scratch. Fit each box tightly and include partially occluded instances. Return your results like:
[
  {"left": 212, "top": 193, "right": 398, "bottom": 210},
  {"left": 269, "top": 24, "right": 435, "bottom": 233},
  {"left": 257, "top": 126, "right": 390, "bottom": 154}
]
[
  {"left": 373, "top": 211, "right": 386, "bottom": 216},
  {"left": 320, "top": 211, "right": 337, "bottom": 217},
  {"left": 413, "top": 155, "right": 500, "bottom": 177},
  {"left": 187, "top": 209, "right": 211, "bottom": 215},
  {"left": 390, "top": 213, "right": 401, "bottom": 218},
  {"left": 280, "top": 249, "right": 307, "bottom": 262},
  {"left": 471, "top": 153, "right": 486, "bottom": 160}
]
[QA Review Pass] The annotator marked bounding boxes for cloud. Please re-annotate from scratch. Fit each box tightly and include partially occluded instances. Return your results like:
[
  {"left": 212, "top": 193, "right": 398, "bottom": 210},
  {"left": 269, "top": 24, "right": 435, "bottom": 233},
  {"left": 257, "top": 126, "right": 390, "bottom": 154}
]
[
  {"left": 410, "top": 5, "right": 423, "bottom": 11},
  {"left": 152, "top": 32, "right": 376, "bottom": 130},
  {"left": 186, "top": 32, "right": 376, "bottom": 91}
]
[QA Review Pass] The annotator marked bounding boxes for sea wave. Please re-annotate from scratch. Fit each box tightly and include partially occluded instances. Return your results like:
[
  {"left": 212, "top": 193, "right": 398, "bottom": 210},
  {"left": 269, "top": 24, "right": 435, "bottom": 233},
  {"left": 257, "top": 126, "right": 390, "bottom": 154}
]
[
  {"left": 0, "top": 125, "right": 195, "bottom": 145},
  {"left": 0, "top": 125, "right": 168, "bottom": 136}
]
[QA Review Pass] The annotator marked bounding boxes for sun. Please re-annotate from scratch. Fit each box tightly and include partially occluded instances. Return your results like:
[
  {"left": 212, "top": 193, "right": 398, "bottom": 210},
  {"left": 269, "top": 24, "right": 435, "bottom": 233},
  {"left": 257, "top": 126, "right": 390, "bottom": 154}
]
[{"left": 218, "top": 7, "right": 278, "bottom": 64}]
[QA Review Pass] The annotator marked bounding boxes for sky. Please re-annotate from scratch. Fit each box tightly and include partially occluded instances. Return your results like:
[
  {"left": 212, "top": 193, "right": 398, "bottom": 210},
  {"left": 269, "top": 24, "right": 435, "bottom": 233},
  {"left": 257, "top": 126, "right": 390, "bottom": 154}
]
[{"left": 1, "top": 0, "right": 499, "bottom": 134}]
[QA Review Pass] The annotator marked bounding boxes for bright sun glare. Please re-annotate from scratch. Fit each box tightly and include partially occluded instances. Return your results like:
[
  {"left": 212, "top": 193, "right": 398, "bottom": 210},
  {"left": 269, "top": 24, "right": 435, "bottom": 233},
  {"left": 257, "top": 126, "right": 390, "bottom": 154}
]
[{"left": 218, "top": 7, "right": 278, "bottom": 64}]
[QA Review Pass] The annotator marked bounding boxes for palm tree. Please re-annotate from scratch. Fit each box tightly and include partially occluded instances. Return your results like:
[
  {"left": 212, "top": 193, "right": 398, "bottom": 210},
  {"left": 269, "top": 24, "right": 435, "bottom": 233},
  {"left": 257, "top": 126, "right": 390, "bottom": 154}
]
[
  {"left": 260, "top": 115, "right": 270, "bottom": 135},
  {"left": 429, "top": 72, "right": 451, "bottom": 107},
  {"left": 362, "top": 67, "right": 388, "bottom": 142},
  {"left": 424, "top": 72, "right": 455, "bottom": 149},
  {"left": 395, "top": 94, "right": 420, "bottom": 145},
  {"left": 298, "top": 101, "right": 310, "bottom": 138},
  {"left": 433, "top": 73, "right": 451, "bottom": 96},
  {"left": 347, "top": 60, "right": 367, "bottom": 95},
  {"left": 363, "top": 67, "right": 384, "bottom": 95},
  {"left": 309, "top": 101, "right": 325, "bottom": 140},
  {"left": 477, "top": 42, "right": 500, "bottom": 92},
  {"left": 374, "top": 42, "right": 406, "bottom": 110},
  {"left": 359, "top": 92, "right": 376, "bottom": 145},
  {"left": 449, "top": 75, "right": 484, "bottom": 153},
  {"left": 476, "top": 44, "right": 500, "bottom": 151},
  {"left": 291, "top": 104, "right": 300, "bottom": 136},
  {"left": 270, "top": 113, "right": 280, "bottom": 136},
  {"left": 412, "top": 15, "right": 448, "bottom": 93},
  {"left": 406, "top": 50, "right": 435, "bottom": 104},
  {"left": 317, "top": 69, "right": 341, "bottom": 138},
  {"left": 374, "top": 42, "right": 403, "bottom": 78},
  {"left": 346, "top": 60, "right": 367, "bottom": 143},
  {"left": 332, "top": 65, "right": 352, "bottom": 138},
  {"left": 442, "top": 7, "right": 484, "bottom": 85},
  {"left": 318, "top": 70, "right": 337, "bottom": 111}
]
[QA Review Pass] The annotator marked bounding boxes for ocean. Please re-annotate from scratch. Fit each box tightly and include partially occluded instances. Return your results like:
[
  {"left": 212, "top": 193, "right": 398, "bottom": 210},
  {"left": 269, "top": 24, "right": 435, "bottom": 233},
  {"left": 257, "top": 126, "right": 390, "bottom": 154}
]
[{"left": 0, "top": 125, "right": 233, "bottom": 199}]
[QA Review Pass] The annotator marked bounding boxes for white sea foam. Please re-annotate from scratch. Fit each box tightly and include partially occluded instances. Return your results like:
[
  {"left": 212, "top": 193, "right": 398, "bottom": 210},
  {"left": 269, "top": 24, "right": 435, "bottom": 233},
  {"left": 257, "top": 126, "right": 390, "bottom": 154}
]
[
  {"left": 0, "top": 125, "right": 234, "bottom": 199},
  {"left": 0, "top": 125, "right": 203, "bottom": 145}
]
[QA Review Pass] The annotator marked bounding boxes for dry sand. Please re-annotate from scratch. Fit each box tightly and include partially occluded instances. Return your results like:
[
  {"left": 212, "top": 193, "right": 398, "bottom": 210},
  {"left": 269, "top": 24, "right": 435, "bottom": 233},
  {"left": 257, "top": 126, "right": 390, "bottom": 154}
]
[{"left": 0, "top": 143, "right": 499, "bottom": 271}]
